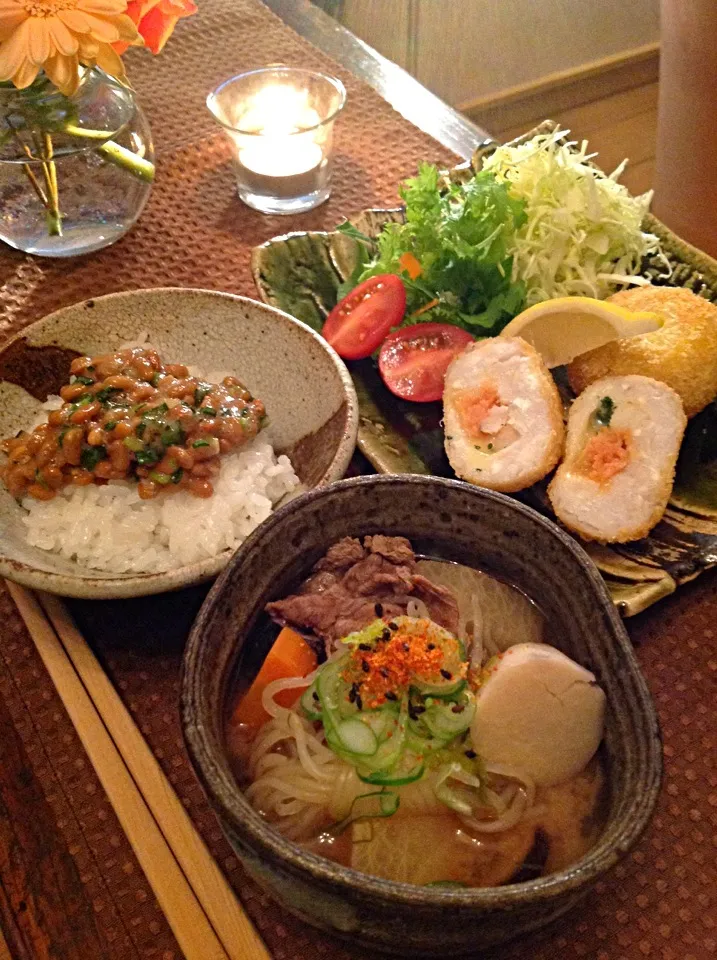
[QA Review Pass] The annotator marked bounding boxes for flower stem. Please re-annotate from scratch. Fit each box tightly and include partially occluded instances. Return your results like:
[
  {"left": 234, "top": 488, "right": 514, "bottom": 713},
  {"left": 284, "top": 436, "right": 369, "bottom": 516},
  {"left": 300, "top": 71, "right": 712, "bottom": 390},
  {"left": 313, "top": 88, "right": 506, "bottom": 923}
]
[
  {"left": 41, "top": 132, "right": 62, "bottom": 237},
  {"left": 63, "top": 122, "right": 155, "bottom": 183}
]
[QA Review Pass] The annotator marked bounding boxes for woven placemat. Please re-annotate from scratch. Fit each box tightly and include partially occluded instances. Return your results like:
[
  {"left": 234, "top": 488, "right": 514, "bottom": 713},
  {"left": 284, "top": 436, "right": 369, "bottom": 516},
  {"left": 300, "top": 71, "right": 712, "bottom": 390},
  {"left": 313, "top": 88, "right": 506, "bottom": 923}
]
[
  {"left": 57, "top": 567, "right": 717, "bottom": 960},
  {"left": 0, "top": 0, "right": 716, "bottom": 957}
]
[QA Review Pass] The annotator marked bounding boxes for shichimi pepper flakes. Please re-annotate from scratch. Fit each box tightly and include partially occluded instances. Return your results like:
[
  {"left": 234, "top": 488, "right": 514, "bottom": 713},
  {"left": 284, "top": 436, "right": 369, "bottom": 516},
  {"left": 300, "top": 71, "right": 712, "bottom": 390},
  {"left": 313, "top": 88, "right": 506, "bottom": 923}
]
[{"left": 342, "top": 616, "right": 467, "bottom": 709}]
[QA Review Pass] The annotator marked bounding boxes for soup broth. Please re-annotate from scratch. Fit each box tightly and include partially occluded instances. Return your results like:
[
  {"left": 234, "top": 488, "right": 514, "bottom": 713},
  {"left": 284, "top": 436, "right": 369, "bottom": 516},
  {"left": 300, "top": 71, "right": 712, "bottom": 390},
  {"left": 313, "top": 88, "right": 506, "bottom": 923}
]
[{"left": 226, "top": 541, "right": 608, "bottom": 889}]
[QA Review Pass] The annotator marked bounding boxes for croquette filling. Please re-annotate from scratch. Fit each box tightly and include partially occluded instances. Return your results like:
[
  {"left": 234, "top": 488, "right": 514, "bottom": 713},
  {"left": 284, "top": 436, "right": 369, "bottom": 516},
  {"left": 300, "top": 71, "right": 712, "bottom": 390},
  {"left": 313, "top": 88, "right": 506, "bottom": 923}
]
[
  {"left": 580, "top": 423, "right": 632, "bottom": 482},
  {"left": 454, "top": 383, "right": 519, "bottom": 452}
]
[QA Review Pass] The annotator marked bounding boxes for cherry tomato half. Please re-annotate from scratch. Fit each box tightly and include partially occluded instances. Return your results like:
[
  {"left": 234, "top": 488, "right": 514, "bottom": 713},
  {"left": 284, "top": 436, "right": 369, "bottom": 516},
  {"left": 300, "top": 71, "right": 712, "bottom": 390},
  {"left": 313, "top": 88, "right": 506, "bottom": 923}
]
[
  {"left": 378, "top": 323, "right": 474, "bottom": 402},
  {"left": 323, "top": 275, "right": 406, "bottom": 360}
]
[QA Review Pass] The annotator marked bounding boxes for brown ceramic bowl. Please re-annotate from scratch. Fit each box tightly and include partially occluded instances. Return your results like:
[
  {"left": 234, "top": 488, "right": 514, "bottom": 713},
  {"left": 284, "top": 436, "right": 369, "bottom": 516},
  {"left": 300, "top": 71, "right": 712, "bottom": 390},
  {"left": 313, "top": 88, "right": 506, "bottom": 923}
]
[
  {"left": 0, "top": 288, "right": 357, "bottom": 599},
  {"left": 181, "top": 475, "right": 662, "bottom": 956}
]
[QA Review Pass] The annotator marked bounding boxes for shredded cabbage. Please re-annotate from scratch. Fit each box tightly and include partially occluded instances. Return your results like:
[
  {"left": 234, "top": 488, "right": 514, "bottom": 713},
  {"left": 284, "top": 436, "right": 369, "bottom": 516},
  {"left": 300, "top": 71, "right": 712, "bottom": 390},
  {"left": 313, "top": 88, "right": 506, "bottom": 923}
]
[{"left": 481, "top": 129, "right": 663, "bottom": 306}]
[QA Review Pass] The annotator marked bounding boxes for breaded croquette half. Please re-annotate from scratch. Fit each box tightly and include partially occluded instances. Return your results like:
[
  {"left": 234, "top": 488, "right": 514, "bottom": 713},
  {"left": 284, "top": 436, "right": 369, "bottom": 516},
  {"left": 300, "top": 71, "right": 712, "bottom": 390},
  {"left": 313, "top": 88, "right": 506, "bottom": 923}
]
[
  {"left": 548, "top": 375, "right": 686, "bottom": 543},
  {"left": 443, "top": 337, "right": 565, "bottom": 493}
]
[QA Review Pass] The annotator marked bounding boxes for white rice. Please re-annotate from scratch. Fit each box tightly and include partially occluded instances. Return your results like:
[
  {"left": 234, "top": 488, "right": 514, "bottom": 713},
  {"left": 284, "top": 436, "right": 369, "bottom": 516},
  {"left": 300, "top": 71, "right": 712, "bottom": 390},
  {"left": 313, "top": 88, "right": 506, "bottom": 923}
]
[
  {"left": 20, "top": 436, "right": 300, "bottom": 574},
  {"left": 17, "top": 336, "right": 302, "bottom": 574}
]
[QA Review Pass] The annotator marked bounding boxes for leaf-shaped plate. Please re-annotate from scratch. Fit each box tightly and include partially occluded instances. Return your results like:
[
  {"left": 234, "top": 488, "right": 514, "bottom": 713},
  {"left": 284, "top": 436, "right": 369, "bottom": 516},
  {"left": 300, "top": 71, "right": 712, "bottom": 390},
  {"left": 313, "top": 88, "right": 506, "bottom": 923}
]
[{"left": 251, "top": 127, "right": 717, "bottom": 617}]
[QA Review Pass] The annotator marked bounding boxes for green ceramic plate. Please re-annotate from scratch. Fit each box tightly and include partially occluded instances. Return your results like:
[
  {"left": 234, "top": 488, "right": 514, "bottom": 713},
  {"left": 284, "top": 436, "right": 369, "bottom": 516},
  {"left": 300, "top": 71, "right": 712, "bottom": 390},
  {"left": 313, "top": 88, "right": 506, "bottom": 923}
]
[{"left": 251, "top": 124, "right": 717, "bottom": 616}]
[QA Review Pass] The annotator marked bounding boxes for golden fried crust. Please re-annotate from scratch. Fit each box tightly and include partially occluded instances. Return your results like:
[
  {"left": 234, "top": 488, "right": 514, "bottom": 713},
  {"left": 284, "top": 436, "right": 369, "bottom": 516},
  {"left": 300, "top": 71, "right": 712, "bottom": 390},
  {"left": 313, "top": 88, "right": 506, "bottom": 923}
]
[
  {"left": 567, "top": 286, "right": 717, "bottom": 417},
  {"left": 548, "top": 442, "right": 681, "bottom": 543}
]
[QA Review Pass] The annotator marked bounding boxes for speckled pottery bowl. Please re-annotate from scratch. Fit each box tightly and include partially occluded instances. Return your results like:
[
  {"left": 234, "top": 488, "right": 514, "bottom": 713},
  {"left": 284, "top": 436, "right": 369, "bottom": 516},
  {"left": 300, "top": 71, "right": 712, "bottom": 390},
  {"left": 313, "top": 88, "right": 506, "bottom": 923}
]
[
  {"left": 181, "top": 475, "right": 662, "bottom": 956},
  {"left": 0, "top": 288, "right": 358, "bottom": 599}
]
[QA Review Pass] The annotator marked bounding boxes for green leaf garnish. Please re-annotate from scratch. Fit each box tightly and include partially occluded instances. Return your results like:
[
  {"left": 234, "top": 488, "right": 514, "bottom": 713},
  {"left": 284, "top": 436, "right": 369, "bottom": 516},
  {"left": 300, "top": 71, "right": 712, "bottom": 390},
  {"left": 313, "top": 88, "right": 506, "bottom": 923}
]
[
  {"left": 595, "top": 396, "right": 615, "bottom": 427},
  {"left": 349, "top": 163, "right": 527, "bottom": 336}
]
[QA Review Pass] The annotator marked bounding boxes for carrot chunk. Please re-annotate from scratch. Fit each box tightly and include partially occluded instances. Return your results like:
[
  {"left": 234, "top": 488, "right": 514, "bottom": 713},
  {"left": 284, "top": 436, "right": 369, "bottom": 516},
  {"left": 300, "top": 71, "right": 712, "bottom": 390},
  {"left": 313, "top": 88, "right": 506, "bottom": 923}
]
[
  {"left": 230, "top": 627, "right": 317, "bottom": 730},
  {"left": 399, "top": 251, "right": 422, "bottom": 280}
]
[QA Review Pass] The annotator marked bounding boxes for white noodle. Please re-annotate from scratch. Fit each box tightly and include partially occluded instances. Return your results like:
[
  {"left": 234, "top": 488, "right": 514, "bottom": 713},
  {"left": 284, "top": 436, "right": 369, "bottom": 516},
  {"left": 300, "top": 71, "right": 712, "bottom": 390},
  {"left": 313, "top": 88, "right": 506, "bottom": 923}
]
[{"left": 406, "top": 598, "right": 430, "bottom": 619}]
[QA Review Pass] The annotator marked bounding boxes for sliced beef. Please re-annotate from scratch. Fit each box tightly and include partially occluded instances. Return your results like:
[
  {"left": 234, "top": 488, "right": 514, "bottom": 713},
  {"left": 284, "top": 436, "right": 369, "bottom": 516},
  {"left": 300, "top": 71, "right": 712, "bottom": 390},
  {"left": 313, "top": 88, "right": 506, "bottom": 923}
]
[
  {"left": 265, "top": 535, "right": 460, "bottom": 655},
  {"left": 315, "top": 537, "right": 367, "bottom": 573},
  {"left": 342, "top": 551, "right": 415, "bottom": 597},
  {"left": 363, "top": 535, "right": 416, "bottom": 567}
]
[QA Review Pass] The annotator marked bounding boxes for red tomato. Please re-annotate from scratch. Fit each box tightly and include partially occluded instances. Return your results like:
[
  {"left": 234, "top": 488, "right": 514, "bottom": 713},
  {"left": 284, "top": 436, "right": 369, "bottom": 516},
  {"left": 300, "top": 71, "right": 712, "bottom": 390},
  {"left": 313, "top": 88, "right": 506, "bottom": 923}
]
[
  {"left": 323, "top": 275, "right": 406, "bottom": 360},
  {"left": 378, "top": 323, "right": 474, "bottom": 402}
]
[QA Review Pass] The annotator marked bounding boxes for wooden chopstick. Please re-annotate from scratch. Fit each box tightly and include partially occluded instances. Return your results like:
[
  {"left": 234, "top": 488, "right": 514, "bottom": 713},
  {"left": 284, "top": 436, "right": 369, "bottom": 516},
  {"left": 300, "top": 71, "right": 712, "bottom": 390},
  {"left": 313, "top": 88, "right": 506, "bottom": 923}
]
[
  {"left": 6, "top": 583, "right": 269, "bottom": 960},
  {"left": 36, "top": 590, "right": 271, "bottom": 960},
  {"left": 0, "top": 925, "right": 12, "bottom": 960}
]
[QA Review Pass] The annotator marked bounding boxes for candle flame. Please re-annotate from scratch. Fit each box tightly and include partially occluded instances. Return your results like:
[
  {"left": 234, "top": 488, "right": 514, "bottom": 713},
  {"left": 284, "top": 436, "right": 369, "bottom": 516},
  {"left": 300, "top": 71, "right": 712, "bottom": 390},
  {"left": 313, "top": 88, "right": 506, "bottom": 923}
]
[{"left": 239, "top": 84, "right": 321, "bottom": 135}]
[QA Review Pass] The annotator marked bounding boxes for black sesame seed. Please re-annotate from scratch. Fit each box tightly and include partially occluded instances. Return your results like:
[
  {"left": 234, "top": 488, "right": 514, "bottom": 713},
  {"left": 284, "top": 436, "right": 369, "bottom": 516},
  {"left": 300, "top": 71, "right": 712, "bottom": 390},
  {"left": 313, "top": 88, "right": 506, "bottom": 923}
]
[
  {"left": 348, "top": 684, "right": 358, "bottom": 703},
  {"left": 358, "top": 643, "right": 372, "bottom": 651},
  {"left": 355, "top": 695, "right": 363, "bottom": 711},
  {"left": 381, "top": 628, "right": 392, "bottom": 642},
  {"left": 464, "top": 749, "right": 477, "bottom": 759},
  {"left": 380, "top": 668, "right": 389, "bottom": 679},
  {"left": 402, "top": 642, "right": 410, "bottom": 652},
  {"left": 312, "top": 692, "right": 319, "bottom": 702},
  {"left": 384, "top": 691, "right": 398, "bottom": 701},
  {"left": 374, "top": 602, "right": 383, "bottom": 617},
  {"left": 440, "top": 669, "right": 452, "bottom": 680},
  {"left": 412, "top": 705, "right": 425, "bottom": 716},
  {"left": 427, "top": 643, "right": 436, "bottom": 651},
  {"left": 361, "top": 660, "right": 370, "bottom": 673},
  {"left": 388, "top": 621, "right": 398, "bottom": 631}
]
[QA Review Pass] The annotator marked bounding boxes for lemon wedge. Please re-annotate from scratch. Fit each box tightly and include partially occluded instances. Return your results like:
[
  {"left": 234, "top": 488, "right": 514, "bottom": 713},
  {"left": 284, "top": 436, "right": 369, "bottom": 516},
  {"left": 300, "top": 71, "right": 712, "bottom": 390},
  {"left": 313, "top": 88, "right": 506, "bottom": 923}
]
[{"left": 500, "top": 296, "right": 663, "bottom": 368}]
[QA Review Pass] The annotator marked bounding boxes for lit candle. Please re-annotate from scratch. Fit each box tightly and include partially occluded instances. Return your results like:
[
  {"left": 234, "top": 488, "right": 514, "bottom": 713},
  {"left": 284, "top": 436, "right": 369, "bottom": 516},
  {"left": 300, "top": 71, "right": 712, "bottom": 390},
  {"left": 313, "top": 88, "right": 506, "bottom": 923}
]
[
  {"left": 208, "top": 67, "right": 346, "bottom": 215},
  {"left": 235, "top": 85, "right": 325, "bottom": 199}
]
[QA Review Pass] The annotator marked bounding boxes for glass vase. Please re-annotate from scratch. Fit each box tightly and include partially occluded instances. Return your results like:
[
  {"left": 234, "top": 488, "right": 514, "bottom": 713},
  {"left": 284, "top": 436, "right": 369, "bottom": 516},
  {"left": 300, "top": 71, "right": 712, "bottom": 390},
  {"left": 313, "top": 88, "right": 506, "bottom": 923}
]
[{"left": 0, "top": 69, "right": 154, "bottom": 258}]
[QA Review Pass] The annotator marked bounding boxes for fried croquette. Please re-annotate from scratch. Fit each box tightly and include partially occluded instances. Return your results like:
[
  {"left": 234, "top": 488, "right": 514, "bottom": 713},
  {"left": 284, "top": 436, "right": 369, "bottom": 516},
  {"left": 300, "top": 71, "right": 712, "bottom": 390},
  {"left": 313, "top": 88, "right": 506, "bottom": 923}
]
[
  {"left": 567, "top": 285, "right": 717, "bottom": 417},
  {"left": 443, "top": 337, "right": 565, "bottom": 493},
  {"left": 548, "top": 375, "right": 686, "bottom": 543}
]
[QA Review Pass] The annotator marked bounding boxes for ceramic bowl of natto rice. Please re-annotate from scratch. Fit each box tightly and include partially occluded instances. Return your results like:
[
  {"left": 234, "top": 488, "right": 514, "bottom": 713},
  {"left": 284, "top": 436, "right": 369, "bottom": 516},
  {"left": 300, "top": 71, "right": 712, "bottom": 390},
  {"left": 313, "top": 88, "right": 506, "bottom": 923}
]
[{"left": 0, "top": 288, "right": 358, "bottom": 599}]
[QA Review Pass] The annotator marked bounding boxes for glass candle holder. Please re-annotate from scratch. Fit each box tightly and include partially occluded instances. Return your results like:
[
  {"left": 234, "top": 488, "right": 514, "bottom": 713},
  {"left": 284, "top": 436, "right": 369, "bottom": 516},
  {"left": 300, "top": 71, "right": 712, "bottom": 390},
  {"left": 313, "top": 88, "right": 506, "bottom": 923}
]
[{"left": 207, "top": 66, "right": 346, "bottom": 215}]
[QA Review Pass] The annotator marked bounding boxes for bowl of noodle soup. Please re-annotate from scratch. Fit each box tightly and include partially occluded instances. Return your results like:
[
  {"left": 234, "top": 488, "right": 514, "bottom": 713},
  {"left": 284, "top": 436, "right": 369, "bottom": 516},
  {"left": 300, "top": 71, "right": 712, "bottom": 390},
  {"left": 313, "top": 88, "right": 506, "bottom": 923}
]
[{"left": 181, "top": 475, "right": 662, "bottom": 956}]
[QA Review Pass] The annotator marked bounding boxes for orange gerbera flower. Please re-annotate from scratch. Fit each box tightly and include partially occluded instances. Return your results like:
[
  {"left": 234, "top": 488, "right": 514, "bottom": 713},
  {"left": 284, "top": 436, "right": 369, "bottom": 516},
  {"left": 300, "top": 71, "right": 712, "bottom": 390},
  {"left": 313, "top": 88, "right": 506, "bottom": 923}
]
[
  {"left": 0, "top": 0, "right": 142, "bottom": 95},
  {"left": 117, "top": 0, "right": 195, "bottom": 56}
]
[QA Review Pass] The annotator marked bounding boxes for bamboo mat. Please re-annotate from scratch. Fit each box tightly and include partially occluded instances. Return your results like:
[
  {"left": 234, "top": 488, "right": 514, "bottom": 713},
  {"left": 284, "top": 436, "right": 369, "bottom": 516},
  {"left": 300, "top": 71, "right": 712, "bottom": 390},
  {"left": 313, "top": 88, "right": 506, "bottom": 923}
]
[{"left": 0, "top": 0, "right": 716, "bottom": 958}]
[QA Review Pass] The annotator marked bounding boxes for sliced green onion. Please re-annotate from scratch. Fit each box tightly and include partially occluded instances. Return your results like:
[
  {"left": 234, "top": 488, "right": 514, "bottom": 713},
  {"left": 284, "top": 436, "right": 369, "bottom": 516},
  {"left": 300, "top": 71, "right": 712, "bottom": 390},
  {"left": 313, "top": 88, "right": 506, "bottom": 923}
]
[
  {"left": 80, "top": 445, "right": 107, "bottom": 471},
  {"left": 105, "top": 420, "right": 118, "bottom": 431},
  {"left": 170, "top": 467, "right": 183, "bottom": 485},
  {"left": 95, "top": 385, "right": 123, "bottom": 405},
  {"left": 149, "top": 470, "right": 172, "bottom": 485},
  {"left": 434, "top": 762, "right": 483, "bottom": 817},
  {"left": 199, "top": 406, "right": 217, "bottom": 417},
  {"left": 328, "top": 790, "right": 400, "bottom": 836},
  {"left": 336, "top": 718, "right": 378, "bottom": 756},
  {"left": 194, "top": 384, "right": 211, "bottom": 406},
  {"left": 192, "top": 439, "right": 211, "bottom": 448},
  {"left": 300, "top": 681, "right": 322, "bottom": 721},
  {"left": 123, "top": 436, "right": 144, "bottom": 452},
  {"left": 160, "top": 421, "right": 184, "bottom": 446},
  {"left": 73, "top": 375, "right": 94, "bottom": 386},
  {"left": 135, "top": 448, "right": 160, "bottom": 466}
]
